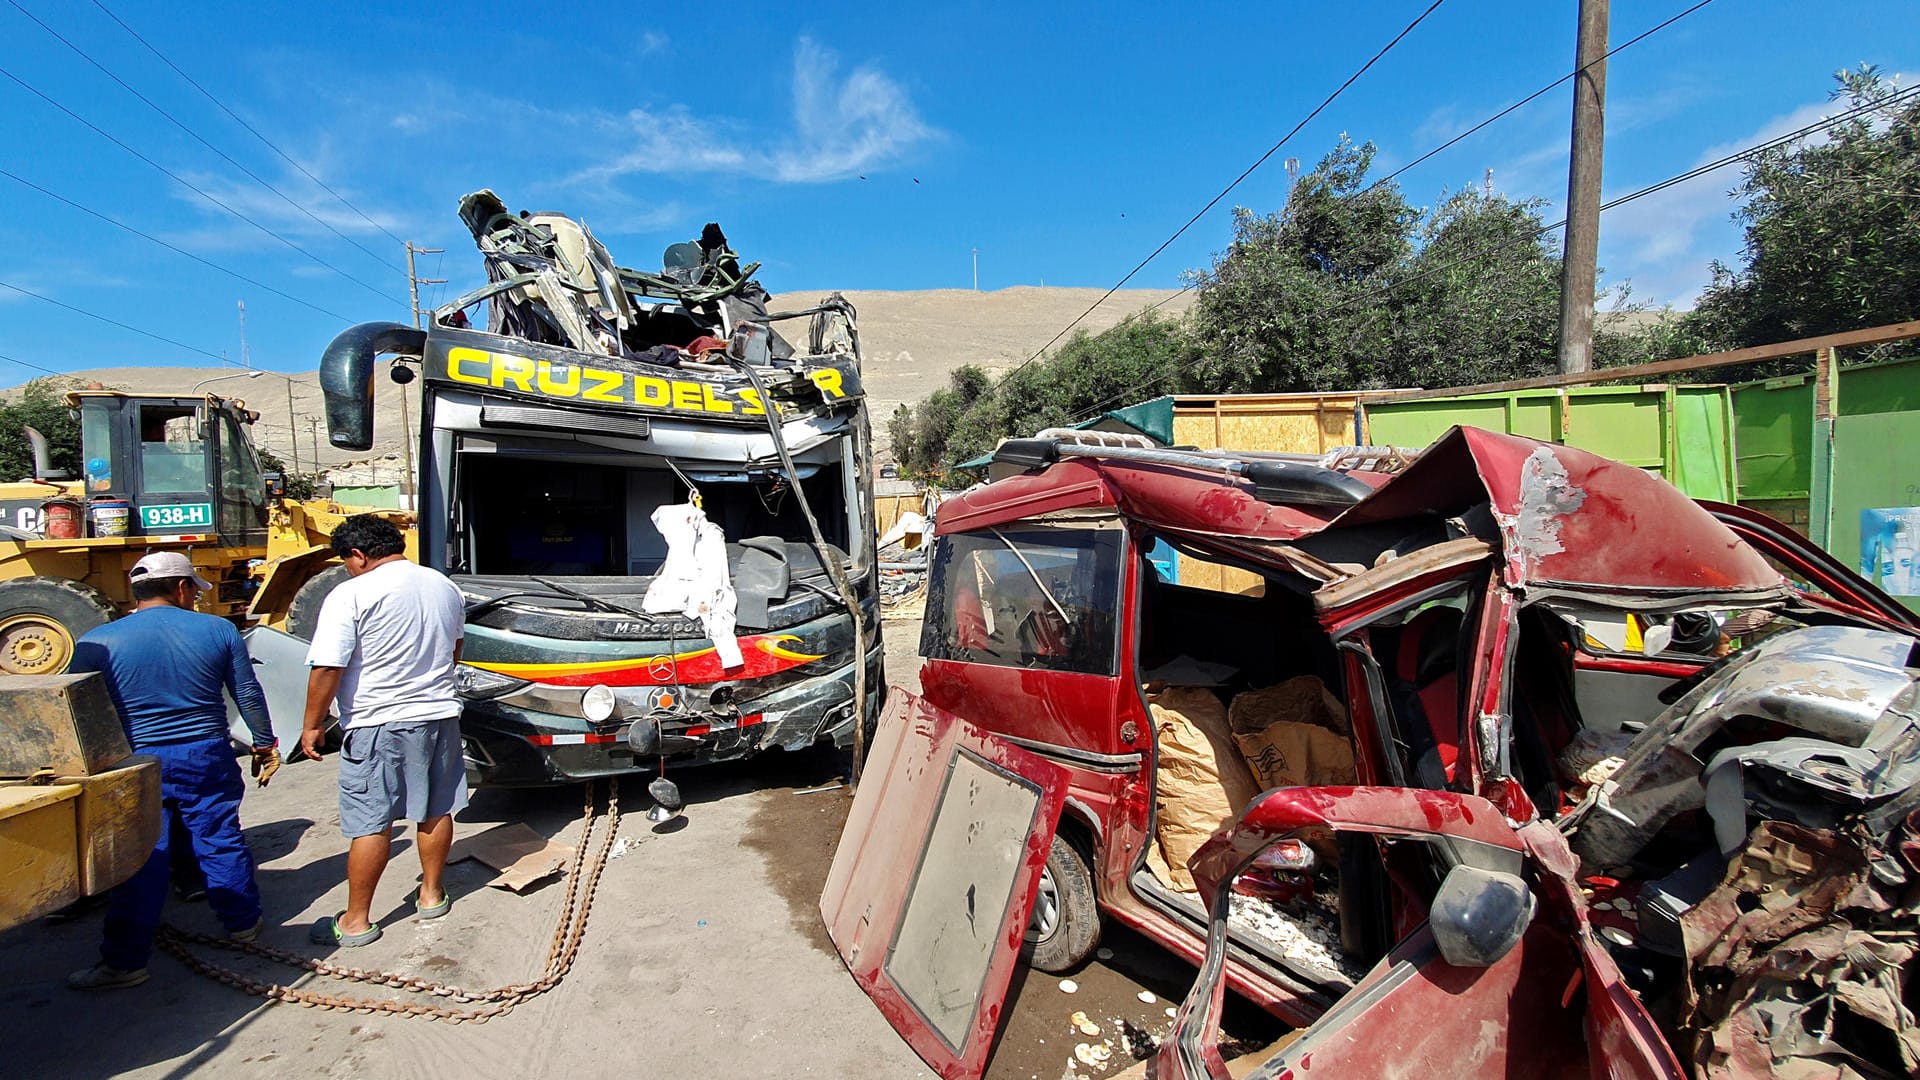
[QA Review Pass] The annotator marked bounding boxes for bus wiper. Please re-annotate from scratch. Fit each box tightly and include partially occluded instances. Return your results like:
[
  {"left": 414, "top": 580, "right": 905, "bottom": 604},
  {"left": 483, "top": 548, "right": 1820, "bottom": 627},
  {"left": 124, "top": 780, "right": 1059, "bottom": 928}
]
[{"left": 529, "top": 575, "right": 652, "bottom": 620}]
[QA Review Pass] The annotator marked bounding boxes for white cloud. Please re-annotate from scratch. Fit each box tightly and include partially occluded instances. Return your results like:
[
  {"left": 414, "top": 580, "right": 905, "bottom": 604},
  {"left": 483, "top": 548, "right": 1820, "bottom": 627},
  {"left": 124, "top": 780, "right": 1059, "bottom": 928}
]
[
  {"left": 637, "top": 30, "right": 668, "bottom": 55},
  {"left": 1596, "top": 94, "right": 1853, "bottom": 305},
  {"left": 564, "top": 37, "right": 934, "bottom": 187},
  {"left": 772, "top": 38, "right": 933, "bottom": 182},
  {"left": 565, "top": 107, "right": 750, "bottom": 186}
]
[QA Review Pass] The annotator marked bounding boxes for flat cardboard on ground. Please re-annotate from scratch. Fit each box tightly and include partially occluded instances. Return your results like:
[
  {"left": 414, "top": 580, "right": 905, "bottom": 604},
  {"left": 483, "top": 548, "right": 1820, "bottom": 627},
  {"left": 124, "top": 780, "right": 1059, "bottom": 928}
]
[{"left": 449, "top": 822, "right": 574, "bottom": 892}]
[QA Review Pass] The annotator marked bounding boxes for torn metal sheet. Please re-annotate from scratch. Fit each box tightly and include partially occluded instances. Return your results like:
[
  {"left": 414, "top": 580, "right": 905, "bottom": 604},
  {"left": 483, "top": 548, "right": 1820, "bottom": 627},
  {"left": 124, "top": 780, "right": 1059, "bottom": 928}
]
[{"left": 1680, "top": 822, "right": 1920, "bottom": 1079}]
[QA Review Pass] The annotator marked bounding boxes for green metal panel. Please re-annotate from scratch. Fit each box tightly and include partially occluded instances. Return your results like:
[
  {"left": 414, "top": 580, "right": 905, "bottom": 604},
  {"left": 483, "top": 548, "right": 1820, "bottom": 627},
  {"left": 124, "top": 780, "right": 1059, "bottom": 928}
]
[
  {"left": 1838, "top": 357, "right": 1920, "bottom": 417},
  {"left": 1669, "top": 387, "right": 1737, "bottom": 503},
  {"left": 1363, "top": 384, "right": 1736, "bottom": 501},
  {"left": 1730, "top": 358, "right": 1920, "bottom": 501},
  {"left": 330, "top": 484, "right": 402, "bottom": 509},
  {"left": 1729, "top": 377, "right": 1812, "bottom": 500},
  {"left": 1827, "top": 410, "right": 1920, "bottom": 611}
]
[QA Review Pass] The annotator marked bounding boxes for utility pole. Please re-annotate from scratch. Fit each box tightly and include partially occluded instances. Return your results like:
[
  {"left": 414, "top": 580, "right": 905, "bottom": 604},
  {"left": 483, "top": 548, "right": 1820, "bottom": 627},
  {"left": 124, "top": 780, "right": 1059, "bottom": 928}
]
[
  {"left": 286, "top": 377, "right": 300, "bottom": 474},
  {"left": 972, "top": 248, "right": 979, "bottom": 292},
  {"left": 305, "top": 416, "right": 323, "bottom": 473},
  {"left": 1557, "top": 0, "right": 1609, "bottom": 375},
  {"left": 405, "top": 243, "right": 446, "bottom": 330},
  {"left": 402, "top": 243, "right": 444, "bottom": 507}
]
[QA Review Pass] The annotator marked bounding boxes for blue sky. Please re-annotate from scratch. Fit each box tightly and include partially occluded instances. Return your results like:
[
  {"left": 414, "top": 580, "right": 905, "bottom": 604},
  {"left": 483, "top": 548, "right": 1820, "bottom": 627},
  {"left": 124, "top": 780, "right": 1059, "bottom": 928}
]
[{"left": 0, "top": 0, "right": 1912, "bottom": 381}]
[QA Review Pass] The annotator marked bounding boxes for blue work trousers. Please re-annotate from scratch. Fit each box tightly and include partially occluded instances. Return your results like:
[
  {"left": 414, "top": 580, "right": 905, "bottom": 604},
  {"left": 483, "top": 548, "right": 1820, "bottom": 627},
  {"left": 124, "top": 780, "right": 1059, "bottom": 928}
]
[{"left": 100, "top": 738, "right": 262, "bottom": 970}]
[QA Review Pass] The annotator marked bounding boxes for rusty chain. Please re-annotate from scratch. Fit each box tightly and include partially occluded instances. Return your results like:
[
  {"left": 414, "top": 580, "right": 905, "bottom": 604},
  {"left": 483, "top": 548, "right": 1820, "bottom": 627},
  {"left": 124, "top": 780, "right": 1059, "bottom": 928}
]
[{"left": 155, "top": 778, "right": 620, "bottom": 1023}]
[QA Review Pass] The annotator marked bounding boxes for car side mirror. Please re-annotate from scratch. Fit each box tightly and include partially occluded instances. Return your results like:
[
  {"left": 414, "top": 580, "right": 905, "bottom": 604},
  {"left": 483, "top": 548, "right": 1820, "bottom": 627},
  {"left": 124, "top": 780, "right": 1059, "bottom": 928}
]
[{"left": 1430, "top": 864, "right": 1534, "bottom": 968}]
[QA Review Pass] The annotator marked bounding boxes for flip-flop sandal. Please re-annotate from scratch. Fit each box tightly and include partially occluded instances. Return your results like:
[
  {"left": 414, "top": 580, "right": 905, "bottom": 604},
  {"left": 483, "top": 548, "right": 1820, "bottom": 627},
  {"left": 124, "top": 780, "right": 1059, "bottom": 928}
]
[
  {"left": 409, "top": 888, "right": 453, "bottom": 920},
  {"left": 309, "top": 913, "right": 381, "bottom": 947}
]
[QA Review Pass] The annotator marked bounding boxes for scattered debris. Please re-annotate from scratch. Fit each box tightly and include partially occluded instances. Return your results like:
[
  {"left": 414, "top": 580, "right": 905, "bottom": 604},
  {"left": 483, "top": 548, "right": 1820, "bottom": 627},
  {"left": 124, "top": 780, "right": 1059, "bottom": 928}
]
[
  {"left": 1117, "top": 1018, "right": 1159, "bottom": 1060},
  {"left": 607, "top": 835, "right": 646, "bottom": 860},
  {"left": 1164, "top": 1007, "right": 1177, "bottom": 1019},
  {"left": 1135, "top": 990, "right": 1156, "bottom": 1004},
  {"left": 1069, "top": 1010, "right": 1101, "bottom": 1036},
  {"left": 1095, "top": 947, "right": 1115, "bottom": 962},
  {"left": 1227, "top": 891, "right": 1359, "bottom": 985},
  {"left": 793, "top": 780, "right": 845, "bottom": 795},
  {"left": 448, "top": 823, "right": 574, "bottom": 892},
  {"left": 1073, "top": 1042, "right": 1112, "bottom": 1067},
  {"left": 1058, "top": 978, "right": 1078, "bottom": 994}
]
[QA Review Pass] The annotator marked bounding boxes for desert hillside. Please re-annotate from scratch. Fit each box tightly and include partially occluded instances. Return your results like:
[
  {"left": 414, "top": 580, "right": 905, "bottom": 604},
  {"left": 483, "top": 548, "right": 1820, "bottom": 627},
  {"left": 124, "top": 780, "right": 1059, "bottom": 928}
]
[{"left": 4, "top": 286, "right": 1190, "bottom": 476}]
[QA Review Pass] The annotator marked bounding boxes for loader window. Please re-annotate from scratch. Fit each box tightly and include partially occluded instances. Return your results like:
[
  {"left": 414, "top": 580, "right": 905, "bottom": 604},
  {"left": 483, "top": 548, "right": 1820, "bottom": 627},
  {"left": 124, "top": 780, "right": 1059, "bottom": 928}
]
[{"left": 139, "top": 405, "right": 207, "bottom": 493}]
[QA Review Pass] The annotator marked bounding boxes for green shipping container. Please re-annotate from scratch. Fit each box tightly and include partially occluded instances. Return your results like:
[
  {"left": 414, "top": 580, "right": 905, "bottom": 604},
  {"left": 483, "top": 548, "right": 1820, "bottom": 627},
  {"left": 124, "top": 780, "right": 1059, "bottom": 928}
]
[{"left": 1360, "top": 384, "right": 1737, "bottom": 502}]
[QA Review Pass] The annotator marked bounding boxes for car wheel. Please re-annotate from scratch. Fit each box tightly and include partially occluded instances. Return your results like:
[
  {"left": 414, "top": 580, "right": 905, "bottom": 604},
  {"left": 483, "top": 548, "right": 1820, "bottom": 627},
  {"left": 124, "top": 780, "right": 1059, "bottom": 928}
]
[
  {"left": 1024, "top": 834, "right": 1099, "bottom": 972},
  {"left": 286, "top": 564, "right": 349, "bottom": 641},
  {"left": 0, "top": 576, "right": 117, "bottom": 675}
]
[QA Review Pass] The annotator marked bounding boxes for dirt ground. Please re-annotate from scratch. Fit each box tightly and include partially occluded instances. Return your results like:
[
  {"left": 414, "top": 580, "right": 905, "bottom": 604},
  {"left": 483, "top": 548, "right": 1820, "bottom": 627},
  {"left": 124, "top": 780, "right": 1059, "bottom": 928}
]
[{"left": 0, "top": 616, "right": 1277, "bottom": 1079}]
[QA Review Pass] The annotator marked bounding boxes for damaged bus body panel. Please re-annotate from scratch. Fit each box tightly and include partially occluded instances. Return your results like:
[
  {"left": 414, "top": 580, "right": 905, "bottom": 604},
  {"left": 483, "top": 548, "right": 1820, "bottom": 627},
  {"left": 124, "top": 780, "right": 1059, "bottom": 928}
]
[{"left": 319, "top": 194, "right": 881, "bottom": 786}]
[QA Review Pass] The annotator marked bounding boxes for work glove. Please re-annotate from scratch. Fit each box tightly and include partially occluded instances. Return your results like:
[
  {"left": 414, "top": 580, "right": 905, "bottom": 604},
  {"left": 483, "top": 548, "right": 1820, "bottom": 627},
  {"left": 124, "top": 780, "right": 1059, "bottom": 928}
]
[{"left": 251, "top": 745, "right": 282, "bottom": 787}]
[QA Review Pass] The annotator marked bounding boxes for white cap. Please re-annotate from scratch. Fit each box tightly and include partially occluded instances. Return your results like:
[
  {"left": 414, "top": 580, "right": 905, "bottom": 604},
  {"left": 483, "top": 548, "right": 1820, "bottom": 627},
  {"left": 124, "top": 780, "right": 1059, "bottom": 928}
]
[{"left": 129, "top": 551, "right": 214, "bottom": 591}]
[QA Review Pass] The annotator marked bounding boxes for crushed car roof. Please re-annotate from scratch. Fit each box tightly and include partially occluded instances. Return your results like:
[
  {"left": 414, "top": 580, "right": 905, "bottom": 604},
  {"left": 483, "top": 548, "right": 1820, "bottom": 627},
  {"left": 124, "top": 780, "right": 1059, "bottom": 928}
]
[{"left": 940, "top": 426, "right": 1788, "bottom": 599}]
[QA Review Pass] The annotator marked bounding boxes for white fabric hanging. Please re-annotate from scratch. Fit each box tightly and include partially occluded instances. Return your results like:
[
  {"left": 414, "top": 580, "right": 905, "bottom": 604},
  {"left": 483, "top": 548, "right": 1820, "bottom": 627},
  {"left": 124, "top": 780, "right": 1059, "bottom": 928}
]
[{"left": 642, "top": 502, "right": 744, "bottom": 669}]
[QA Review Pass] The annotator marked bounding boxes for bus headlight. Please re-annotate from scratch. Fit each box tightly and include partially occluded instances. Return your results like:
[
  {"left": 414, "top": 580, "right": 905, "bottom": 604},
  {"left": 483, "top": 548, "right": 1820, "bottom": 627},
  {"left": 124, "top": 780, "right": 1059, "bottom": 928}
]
[{"left": 581, "top": 684, "right": 618, "bottom": 723}]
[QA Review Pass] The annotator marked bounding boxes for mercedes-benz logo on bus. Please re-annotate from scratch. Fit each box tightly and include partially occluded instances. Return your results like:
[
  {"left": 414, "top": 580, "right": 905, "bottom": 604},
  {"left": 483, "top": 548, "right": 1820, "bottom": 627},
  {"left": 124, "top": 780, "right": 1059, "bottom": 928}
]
[{"left": 646, "top": 655, "right": 677, "bottom": 682}]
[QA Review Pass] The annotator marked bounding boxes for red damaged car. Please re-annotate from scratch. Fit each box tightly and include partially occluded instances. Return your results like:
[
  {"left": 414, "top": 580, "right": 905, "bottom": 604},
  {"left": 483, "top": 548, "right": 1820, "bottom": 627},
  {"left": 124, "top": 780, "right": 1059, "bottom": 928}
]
[{"left": 820, "top": 427, "right": 1920, "bottom": 1079}]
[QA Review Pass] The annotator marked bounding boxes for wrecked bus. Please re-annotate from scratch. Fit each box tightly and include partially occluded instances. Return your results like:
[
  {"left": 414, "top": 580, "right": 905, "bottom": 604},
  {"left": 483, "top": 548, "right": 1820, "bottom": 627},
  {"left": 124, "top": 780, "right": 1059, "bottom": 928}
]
[{"left": 316, "top": 193, "right": 881, "bottom": 787}]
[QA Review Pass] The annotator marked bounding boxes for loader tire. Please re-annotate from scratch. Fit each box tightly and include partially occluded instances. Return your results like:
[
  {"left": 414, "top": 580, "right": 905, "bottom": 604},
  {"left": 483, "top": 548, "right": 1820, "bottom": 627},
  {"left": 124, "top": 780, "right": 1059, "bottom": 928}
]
[
  {"left": 0, "top": 577, "right": 117, "bottom": 675},
  {"left": 286, "top": 565, "right": 350, "bottom": 642}
]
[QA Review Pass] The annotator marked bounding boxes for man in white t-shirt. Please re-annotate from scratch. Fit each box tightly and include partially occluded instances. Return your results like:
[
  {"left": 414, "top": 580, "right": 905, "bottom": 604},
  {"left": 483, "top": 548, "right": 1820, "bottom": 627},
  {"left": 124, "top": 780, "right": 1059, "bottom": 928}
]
[{"left": 300, "top": 516, "right": 467, "bottom": 947}]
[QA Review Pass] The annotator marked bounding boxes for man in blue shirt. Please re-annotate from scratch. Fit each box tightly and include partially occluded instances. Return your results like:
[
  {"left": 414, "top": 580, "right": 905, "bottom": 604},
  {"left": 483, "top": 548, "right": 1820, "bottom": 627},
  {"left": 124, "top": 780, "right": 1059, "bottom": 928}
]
[{"left": 65, "top": 551, "right": 280, "bottom": 990}]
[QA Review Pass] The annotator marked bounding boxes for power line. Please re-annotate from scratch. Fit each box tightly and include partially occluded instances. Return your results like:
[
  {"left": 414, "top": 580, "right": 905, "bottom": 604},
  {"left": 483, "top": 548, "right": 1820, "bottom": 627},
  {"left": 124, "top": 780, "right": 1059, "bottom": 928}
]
[
  {"left": 90, "top": 0, "right": 409, "bottom": 251},
  {"left": 0, "top": 168, "right": 352, "bottom": 321},
  {"left": 1124, "top": 0, "right": 1721, "bottom": 327},
  {"left": 0, "top": 278, "right": 226, "bottom": 363},
  {"left": 1066, "top": 83, "right": 1920, "bottom": 424},
  {"left": 0, "top": 64, "right": 404, "bottom": 306},
  {"left": 8, "top": 0, "right": 404, "bottom": 276},
  {"left": 0, "top": 350, "right": 69, "bottom": 378},
  {"left": 1002, "top": 0, "right": 1451, "bottom": 379}
]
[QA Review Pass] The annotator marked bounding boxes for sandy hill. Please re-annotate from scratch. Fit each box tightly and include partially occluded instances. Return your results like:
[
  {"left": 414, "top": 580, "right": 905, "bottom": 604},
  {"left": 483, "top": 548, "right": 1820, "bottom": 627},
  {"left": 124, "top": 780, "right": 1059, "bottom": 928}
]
[{"left": 4, "top": 286, "right": 1190, "bottom": 474}]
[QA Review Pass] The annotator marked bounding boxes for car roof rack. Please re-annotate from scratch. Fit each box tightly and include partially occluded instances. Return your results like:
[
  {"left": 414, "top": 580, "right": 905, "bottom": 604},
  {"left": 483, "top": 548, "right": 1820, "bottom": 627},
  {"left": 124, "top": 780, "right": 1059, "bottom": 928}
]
[{"left": 988, "top": 435, "right": 1416, "bottom": 508}]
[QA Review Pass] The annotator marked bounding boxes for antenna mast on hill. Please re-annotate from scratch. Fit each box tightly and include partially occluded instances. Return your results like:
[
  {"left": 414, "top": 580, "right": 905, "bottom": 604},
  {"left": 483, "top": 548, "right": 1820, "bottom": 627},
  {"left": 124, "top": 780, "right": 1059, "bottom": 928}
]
[
  {"left": 972, "top": 248, "right": 979, "bottom": 292},
  {"left": 237, "top": 300, "right": 250, "bottom": 369}
]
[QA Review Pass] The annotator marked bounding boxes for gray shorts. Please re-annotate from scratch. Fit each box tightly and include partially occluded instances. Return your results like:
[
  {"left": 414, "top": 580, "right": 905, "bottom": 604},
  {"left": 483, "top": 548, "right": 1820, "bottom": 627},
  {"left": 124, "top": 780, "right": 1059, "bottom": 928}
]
[{"left": 337, "top": 717, "right": 469, "bottom": 838}]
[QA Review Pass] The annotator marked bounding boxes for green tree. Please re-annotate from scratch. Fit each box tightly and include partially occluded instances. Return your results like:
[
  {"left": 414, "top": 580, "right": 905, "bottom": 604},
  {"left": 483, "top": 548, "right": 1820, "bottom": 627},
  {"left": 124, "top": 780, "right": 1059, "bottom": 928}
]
[
  {"left": 1685, "top": 66, "right": 1919, "bottom": 350},
  {"left": 1382, "top": 189, "right": 1562, "bottom": 389},
  {"left": 0, "top": 378, "right": 86, "bottom": 482},
  {"left": 1187, "top": 136, "right": 1412, "bottom": 393}
]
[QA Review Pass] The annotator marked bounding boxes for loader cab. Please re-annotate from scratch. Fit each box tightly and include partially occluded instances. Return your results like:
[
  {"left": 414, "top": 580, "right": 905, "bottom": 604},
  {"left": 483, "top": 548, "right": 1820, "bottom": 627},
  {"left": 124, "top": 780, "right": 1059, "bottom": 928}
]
[{"left": 68, "top": 392, "right": 271, "bottom": 548}]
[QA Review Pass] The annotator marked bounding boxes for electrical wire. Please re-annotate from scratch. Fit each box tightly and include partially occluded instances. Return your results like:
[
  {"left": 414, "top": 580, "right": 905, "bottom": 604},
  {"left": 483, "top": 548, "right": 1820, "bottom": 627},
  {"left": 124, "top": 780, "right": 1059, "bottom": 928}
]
[
  {"left": 1093, "top": 1, "right": 1723, "bottom": 338},
  {"left": 90, "top": 0, "right": 409, "bottom": 251},
  {"left": 1001, "top": 0, "right": 1451, "bottom": 380},
  {"left": 0, "top": 168, "right": 352, "bottom": 321},
  {"left": 0, "top": 350, "right": 69, "bottom": 378},
  {"left": 8, "top": 0, "right": 404, "bottom": 275},
  {"left": 1066, "top": 82, "right": 1920, "bottom": 424},
  {"left": 0, "top": 64, "right": 404, "bottom": 306},
  {"left": 0, "top": 278, "right": 227, "bottom": 363}
]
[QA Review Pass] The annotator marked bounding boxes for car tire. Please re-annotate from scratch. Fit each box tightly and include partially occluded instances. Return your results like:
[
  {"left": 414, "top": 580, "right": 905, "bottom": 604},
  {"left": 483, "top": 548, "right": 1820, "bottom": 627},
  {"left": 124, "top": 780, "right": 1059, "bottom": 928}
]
[
  {"left": 1024, "top": 833, "right": 1100, "bottom": 973},
  {"left": 286, "top": 564, "right": 349, "bottom": 641},
  {"left": 0, "top": 576, "right": 119, "bottom": 676}
]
